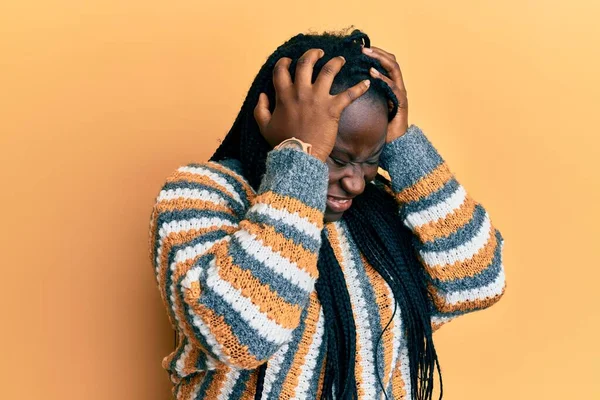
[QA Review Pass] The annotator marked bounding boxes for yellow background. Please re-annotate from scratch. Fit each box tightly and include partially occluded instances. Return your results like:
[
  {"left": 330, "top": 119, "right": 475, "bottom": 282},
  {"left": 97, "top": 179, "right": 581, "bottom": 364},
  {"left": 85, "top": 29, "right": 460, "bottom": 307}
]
[{"left": 2, "top": 0, "right": 599, "bottom": 399}]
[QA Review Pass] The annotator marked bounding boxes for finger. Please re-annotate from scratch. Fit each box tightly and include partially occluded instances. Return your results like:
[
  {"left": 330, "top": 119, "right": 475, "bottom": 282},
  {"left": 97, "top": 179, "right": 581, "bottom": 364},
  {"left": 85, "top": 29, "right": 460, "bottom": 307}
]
[
  {"left": 369, "top": 46, "right": 396, "bottom": 60},
  {"left": 313, "top": 56, "right": 346, "bottom": 93},
  {"left": 362, "top": 47, "right": 405, "bottom": 91},
  {"left": 369, "top": 67, "right": 403, "bottom": 95},
  {"left": 273, "top": 57, "right": 293, "bottom": 93},
  {"left": 294, "top": 48, "right": 325, "bottom": 88},
  {"left": 331, "top": 79, "right": 371, "bottom": 114},
  {"left": 370, "top": 67, "right": 408, "bottom": 111},
  {"left": 253, "top": 93, "right": 272, "bottom": 133}
]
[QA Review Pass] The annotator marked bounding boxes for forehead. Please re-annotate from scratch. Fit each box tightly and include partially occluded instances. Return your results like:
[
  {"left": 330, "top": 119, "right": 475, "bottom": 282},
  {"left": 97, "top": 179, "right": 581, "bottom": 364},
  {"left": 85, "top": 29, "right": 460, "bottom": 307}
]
[{"left": 334, "top": 96, "right": 388, "bottom": 158}]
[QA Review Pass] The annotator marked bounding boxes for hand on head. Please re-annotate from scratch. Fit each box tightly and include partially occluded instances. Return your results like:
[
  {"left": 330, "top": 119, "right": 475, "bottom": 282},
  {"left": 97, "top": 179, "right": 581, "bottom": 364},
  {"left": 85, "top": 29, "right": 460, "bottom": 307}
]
[
  {"left": 253, "top": 48, "right": 371, "bottom": 162},
  {"left": 363, "top": 46, "right": 409, "bottom": 142}
]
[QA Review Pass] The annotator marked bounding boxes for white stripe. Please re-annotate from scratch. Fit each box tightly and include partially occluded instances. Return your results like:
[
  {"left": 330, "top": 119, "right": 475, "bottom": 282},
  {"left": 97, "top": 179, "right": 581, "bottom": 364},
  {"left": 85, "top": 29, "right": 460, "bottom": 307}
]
[
  {"left": 217, "top": 368, "right": 241, "bottom": 400},
  {"left": 188, "top": 311, "right": 236, "bottom": 367},
  {"left": 174, "top": 342, "right": 194, "bottom": 376},
  {"left": 158, "top": 187, "right": 230, "bottom": 206},
  {"left": 420, "top": 212, "right": 492, "bottom": 267},
  {"left": 440, "top": 266, "right": 505, "bottom": 305},
  {"left": 251, "top": 202, "right": 321, "bottom": 241},
  {"left": 405, "top": 185, "right": 467, "bottom": 229},
  {"left": 178, "top": 166, "right": 244, "bottom": 205},
  {"left": 336, "top": 222, "right": 378, "bottom": 399},
  {"left": 189, "top": 377, "right": 203, "bottom": 399},
  {"left": 291, "top": 308, "right": 325, "bottom": 400},
  {"left": 205, "top": 262, "right": 294, "bottom": 345},
  {"left": 156, "top": 218, "right": 232, "bottom": 287},
  {"left": 431, "top": 314, "right": 455, "bottom": 327},
  {"left": 159, "top": 217, "right": 236, "bottom": 239},
  {"left": 173, "top": 236, "right": 230, "bottom": 265},
  {"left": 261, "top": 343, "right": 290, "bottom": 399},
  {"left": 234, "top": 230, "right": 315, "bottom": 293},
  {"left": 398, "top": 336, "right": 411, "bottom": 398},
  {"left": 172, "top": 241, "right": 235, "bottom": 367},
  {"left": 207, "top": 161, "right": 252, "bottom": 189}
]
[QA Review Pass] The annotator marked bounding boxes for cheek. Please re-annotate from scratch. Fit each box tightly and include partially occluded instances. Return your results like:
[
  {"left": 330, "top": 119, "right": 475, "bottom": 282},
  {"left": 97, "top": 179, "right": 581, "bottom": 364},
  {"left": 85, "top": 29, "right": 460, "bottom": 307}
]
[
  {"left": 364, "top": 165, "right": 379, "bottom": 181},
  {"left": 327, "top": 169, "right": 343, "bottom": 186}
]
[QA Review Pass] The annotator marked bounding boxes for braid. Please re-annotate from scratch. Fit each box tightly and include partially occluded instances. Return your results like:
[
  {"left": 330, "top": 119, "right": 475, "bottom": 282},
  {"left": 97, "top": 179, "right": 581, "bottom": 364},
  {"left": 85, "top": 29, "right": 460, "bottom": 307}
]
[
  {"left": 211, "top": 28, "right": 442, "bottom": 400},
  {"left": 345, "top": 179, "right": 443, "bottom": 399},
  {"left": 316, "top": 234, "right": 358, "bottom": 399}
]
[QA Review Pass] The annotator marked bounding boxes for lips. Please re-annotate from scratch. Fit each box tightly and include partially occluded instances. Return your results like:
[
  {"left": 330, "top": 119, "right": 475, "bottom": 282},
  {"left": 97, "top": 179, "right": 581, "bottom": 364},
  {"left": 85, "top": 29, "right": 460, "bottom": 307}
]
[{"left": 326, "top": 195, "right": 353, "bottom": 213}]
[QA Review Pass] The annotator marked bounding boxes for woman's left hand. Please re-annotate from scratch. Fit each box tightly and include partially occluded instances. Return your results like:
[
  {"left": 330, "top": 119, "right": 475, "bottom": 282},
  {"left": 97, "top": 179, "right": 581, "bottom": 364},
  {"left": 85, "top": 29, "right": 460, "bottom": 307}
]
[{"left": 362, "top": 46, "right": 409, "bottom": 143}]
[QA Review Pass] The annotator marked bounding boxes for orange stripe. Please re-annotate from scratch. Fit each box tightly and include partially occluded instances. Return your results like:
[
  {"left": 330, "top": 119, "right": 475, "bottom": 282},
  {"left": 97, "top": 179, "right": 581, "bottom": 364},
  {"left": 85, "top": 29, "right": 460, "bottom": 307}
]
[
  {"left": 241, "top": 220, "right": 319, "bottom": 278},
  {"left": 279, "top": 292, "right": 322, "bottom": 399},
  {"left": 155, "top": 197, "right": 235, "bottom": 216},
  {"left": 176, "top": 372, "right": 204, "bottom": 400},
  {"left": 207, "top": 161, "right": 256, "bottom": 201},
  {"left": 170, "top": 227, "right": 237, "bottom": 282},
  {"left": 240, "top": 369, "right": 259, "bottom": 400},
  {"left": 183, "top": 298, "right": 262, "bottom": 369},
  {"left": 212, "top": 243, "right": 304, "bottom": 329},
  {"left": 396, "top": 162, "right": 453, "bottom": 204},
  {"left": 413, "top": 195, "right": 477, "bottom": 243},
  {"left": 363, "top": 256, "right": 394, "bottom": 388},
  {"left": 315, "top": 355, "right": 326, "bottom": 399},
  {"left": 429, "top": 283, "right": 506, "bottom": 313},
  {"left": 162, "top": 231, "right": 233, "bottom": 357},
  {"left": 149, "top": 207, "right": 159, "bottom": 265},
  {"left": 167, "top": 171, "right": 233, "bottom": 197},
  {"left": 253, "top": 191, "right": 324, "bottom": 228},
  {"left": 204, "top": 367, "right": 229, "bottom": 399},
  {"left": 158, "top": 226, "right": 235, "bottom": 328},
  {"left": 432, "top": 320, "right": 448, "bottom": 332},
  {"left": 391, "top": 358, "right": 407, "bottom": 399},
  {"left": 162, "top": 346, "right": 180, "bottom": 370},
  {"left": 183, "top": 345, "right": 202, "bottom": 376},
  {"left": 420, "top": 224, "right": 498, "bottom": 281}
]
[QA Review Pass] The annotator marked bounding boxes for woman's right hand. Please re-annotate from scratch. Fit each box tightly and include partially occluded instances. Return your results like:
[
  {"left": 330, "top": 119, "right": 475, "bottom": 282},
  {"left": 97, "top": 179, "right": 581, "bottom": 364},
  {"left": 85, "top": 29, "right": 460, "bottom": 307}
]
[{"left": 254, "top": 48, "right": 371, "bottom": 162}]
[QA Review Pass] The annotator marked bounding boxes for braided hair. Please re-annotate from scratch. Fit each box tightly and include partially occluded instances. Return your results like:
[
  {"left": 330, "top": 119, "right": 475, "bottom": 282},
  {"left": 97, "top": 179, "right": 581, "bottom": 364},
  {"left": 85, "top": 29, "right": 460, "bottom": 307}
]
[{"left": 211, "top": 29, "right": 442, "bottom": 400}]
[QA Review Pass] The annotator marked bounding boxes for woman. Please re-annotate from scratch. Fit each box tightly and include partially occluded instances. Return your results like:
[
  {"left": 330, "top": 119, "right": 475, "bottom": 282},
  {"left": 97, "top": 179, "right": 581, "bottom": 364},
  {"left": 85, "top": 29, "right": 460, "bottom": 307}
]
[{"left": 149, "top": 29, "right": 506, "bottom": 400}]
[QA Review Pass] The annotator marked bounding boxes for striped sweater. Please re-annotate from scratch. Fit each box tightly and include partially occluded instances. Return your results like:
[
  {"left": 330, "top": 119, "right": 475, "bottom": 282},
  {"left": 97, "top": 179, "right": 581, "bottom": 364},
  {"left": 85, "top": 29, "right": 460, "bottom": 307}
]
[{"left": 149, "top": 125, "right": 506, "bottom": 399}]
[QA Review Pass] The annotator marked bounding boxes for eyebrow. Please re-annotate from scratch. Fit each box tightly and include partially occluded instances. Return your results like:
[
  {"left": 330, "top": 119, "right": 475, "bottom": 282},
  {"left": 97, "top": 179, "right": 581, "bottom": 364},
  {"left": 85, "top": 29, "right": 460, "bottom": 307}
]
[{"left": 333, "top": 141, "right": 385, "bottom": 163}]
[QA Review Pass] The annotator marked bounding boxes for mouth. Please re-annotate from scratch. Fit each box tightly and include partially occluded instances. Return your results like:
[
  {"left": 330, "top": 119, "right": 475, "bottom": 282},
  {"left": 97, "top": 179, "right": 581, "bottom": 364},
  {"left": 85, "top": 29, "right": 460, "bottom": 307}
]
[{"left": 326, "top": 195, "right": 353, "bottom": 213}]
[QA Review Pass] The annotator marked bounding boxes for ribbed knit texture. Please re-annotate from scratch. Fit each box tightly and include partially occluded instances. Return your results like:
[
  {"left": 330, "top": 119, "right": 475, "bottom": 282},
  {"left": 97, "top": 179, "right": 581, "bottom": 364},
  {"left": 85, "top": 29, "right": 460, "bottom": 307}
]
[{"left": 149, "top": 125, "right": 506, "bottom": 399}]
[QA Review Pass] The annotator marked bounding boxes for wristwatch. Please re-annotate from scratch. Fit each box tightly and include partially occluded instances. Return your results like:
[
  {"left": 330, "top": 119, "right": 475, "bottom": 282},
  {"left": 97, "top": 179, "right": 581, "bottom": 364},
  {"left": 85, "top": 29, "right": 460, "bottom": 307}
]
[{"left": 274, "top": 137, "right": 313, "bottom": 155}]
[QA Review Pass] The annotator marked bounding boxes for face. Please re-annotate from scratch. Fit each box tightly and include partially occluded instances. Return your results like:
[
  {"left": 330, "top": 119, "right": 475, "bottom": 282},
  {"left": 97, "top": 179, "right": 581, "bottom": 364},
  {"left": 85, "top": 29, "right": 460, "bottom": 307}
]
[{"left": 324, "top": 96, "right": 388, "bottom": 222}]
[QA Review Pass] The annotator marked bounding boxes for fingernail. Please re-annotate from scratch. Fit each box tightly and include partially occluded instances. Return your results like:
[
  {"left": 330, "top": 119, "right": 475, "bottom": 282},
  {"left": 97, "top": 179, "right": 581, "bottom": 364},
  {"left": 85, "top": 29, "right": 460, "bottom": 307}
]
[
  {"left": 363, "top": 47, "right": 373, "bottom": 53},
  {"left": 370, "top": 67, "right": 379, "bottom": 76},
  {"left": 320, "top": 49, "right": 325, "bottom": 56},
  {"left": 339, "top": 56, "right": 346, "bottom": 62},
  {"left": 364, "top": 79, "right": 371, "bottom": 87}
]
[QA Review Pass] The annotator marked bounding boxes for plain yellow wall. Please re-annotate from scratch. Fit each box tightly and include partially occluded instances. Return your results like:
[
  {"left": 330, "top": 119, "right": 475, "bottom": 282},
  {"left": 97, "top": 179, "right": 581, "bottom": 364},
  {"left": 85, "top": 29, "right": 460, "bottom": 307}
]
[{"left": 1, "top": 0, "right": 599, "bottom": 399}]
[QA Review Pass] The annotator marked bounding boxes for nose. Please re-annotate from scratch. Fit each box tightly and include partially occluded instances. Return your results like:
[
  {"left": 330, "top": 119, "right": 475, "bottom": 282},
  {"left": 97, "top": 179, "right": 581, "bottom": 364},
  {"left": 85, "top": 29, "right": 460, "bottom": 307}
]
[{"left": 340, "top": 164, "right": 366, "bottom": 196}]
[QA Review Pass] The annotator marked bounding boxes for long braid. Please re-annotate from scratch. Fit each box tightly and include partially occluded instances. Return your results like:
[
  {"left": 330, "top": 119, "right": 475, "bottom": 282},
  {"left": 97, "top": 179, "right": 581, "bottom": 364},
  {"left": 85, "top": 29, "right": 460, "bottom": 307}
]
[
  {"left": 210, "top": 29, "right": 442, "bottom": 400},
  {"left": 345, "top": 179, "right": 443, "bottom": 399}
]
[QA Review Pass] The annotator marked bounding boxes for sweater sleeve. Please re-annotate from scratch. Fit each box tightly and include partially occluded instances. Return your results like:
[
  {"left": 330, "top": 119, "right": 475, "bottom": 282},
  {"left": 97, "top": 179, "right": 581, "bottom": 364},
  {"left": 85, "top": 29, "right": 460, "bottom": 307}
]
[
  {"left": 379, "top": 125, "right": 506, "bottom": 330},
  {"left": 149, "top": 148, "right": 328, "bottom": 370}
]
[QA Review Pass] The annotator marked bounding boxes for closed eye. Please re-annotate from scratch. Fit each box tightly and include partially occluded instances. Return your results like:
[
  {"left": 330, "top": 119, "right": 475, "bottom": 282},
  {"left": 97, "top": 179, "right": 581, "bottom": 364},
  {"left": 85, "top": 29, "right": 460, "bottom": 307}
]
[{"left": 329, "top": 157, "right": 347, "bottom": 167}]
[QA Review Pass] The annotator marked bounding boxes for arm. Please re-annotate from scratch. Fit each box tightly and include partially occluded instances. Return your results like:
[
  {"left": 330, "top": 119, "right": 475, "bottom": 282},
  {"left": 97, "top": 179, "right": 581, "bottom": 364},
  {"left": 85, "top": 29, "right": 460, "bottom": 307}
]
[
  {"left": 149, "top": 149, "right": 328, "bottom": 369},
  {"left": 379, "top": 125, "right": 506, "bottom": 329}
]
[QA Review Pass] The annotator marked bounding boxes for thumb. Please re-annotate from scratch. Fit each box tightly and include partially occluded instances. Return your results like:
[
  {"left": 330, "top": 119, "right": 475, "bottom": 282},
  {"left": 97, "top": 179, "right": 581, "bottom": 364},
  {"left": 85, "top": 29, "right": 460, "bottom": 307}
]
[{"left": 253, "top": 93, "right": 271, "bottom": 133}]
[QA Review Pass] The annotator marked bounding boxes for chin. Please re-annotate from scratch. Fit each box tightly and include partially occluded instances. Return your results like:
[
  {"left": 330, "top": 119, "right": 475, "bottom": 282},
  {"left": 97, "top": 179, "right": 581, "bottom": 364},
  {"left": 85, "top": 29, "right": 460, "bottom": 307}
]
[{"left": 324, "top": 211, "right": 344, "bottom": 223}]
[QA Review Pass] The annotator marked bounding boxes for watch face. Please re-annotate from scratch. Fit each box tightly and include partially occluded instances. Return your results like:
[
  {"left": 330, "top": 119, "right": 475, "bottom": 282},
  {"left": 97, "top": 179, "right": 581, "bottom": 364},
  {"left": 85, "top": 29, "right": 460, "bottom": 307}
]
[{"left": 287, "top": 140, "right": 304, "bottom": 150}]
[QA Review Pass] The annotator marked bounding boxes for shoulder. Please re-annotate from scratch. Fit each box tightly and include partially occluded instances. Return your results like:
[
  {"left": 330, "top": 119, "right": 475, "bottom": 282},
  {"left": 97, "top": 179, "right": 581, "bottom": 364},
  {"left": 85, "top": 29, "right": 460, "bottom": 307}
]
[{"left": 157, "top": 158, "right": 254, "bottom": 215}]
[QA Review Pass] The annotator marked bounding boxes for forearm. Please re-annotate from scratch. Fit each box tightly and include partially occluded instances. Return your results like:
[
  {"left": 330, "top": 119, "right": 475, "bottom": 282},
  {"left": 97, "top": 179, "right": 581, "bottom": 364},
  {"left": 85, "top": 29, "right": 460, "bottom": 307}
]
[
  {"left": 151, "top": 148, "right": 328, "bottom": 369},
  {"left": 379, "top": 125, "right": 506, "bottom": 317}
]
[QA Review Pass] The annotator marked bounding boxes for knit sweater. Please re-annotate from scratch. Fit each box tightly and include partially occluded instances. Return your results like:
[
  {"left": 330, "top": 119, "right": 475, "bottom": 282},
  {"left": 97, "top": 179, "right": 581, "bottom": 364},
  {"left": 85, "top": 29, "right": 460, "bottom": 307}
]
[{"left": 149, "top": 125, "right": 506, "bottom": 400}]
